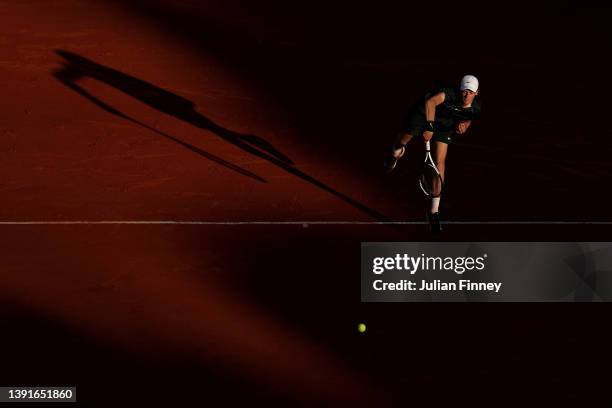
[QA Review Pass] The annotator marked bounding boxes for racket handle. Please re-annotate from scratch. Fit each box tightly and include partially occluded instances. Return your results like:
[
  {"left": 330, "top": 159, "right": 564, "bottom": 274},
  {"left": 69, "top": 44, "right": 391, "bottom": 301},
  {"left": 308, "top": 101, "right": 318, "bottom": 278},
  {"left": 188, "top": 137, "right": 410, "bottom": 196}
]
[{"left": 425, "top": 140, "right": 431, "bottom": 152}]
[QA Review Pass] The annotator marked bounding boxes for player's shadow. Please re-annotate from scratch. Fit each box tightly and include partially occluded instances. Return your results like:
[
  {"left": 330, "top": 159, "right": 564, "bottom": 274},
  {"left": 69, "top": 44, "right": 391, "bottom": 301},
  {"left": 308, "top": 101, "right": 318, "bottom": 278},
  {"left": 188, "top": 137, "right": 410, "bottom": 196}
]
[{"left": 53, "top": 50, "right": 392, "bottom": 222}]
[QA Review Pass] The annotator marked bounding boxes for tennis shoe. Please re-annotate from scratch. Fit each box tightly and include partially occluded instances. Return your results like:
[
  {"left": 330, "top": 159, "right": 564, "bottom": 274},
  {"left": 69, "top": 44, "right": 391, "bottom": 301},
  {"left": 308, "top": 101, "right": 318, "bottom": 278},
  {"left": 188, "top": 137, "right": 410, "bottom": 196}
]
[{"left": 429, "top": 212, "right": 442, "bottom": 234}]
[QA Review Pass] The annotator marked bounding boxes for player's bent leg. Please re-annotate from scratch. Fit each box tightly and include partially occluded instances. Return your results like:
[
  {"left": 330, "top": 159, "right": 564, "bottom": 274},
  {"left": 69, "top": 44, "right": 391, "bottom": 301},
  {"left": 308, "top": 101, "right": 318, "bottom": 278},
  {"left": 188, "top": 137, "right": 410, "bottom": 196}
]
[
  {"left": 433, "top": 141, "right": 448, "bottom": 181},
  {"left": 384, "top": 132, "right": 413, "bottom": 174}
]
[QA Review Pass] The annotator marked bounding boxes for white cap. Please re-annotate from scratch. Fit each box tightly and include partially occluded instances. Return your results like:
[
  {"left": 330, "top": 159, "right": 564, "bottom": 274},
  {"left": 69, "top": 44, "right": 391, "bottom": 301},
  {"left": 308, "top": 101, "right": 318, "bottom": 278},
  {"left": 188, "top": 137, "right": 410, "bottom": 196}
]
[{"left": 460, "top": 75, "right": 479, "bottom": 92}]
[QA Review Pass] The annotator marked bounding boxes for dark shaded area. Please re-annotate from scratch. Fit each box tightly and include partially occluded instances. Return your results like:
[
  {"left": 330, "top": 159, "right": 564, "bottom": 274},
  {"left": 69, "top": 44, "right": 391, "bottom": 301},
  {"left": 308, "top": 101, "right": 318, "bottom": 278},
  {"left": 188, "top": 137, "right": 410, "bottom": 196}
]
[
  {"left": 0, "top": 303, "right": 310, "bottom": 407},
  {"left": 204, "top": 224, "right": 612, "bottom": 404},
  {"left": 53, "top": 50, "right": 395, "bottom": 223},
  {"left": 4, "top": 224, "right": 612, "bottom": 406}
]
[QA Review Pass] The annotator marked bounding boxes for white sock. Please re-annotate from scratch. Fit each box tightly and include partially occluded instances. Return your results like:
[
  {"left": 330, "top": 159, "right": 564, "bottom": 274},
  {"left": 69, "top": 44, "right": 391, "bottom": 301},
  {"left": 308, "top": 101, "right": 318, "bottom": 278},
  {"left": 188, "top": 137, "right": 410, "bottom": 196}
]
[{"left": 431, "top": 197, "right": 440, "bottom": 214}]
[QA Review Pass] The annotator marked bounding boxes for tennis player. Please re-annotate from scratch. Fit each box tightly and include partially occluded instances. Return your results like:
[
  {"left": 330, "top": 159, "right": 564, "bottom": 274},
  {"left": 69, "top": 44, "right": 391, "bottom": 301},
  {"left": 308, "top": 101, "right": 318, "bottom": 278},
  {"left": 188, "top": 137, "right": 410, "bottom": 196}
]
[{"left": 384, "top": 74, "right": 481, "bottom": 232}]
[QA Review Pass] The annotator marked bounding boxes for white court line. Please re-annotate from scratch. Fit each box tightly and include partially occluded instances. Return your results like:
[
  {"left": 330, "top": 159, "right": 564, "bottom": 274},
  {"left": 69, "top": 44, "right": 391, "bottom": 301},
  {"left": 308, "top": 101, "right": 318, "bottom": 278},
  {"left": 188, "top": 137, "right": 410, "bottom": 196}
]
[{"left": 0, "top": 221, "right": 612, "bottom": 225}]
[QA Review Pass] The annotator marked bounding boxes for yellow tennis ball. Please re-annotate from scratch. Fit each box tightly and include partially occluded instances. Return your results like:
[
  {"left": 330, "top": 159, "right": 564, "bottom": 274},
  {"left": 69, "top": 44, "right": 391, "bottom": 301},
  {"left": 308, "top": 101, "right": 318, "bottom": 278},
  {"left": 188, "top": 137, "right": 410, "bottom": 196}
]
[{"left": 358, "top": 323, "right": 366, "bottom": 333}]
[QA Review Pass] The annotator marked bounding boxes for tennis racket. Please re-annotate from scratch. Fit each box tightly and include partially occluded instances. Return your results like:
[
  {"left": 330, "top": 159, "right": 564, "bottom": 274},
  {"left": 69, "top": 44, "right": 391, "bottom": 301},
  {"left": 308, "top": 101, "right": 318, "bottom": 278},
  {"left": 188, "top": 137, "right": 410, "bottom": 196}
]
[{"left": 418, "top": 140, "right": 443, "bottom": 197}]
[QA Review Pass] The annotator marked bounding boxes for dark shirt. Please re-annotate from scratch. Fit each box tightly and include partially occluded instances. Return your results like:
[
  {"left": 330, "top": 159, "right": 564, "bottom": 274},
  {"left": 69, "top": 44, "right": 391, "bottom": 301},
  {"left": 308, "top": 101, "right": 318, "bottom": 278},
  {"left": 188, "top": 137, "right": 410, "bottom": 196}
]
[{"left": 415, "top": 86, "right": 481, "bottom": 133}]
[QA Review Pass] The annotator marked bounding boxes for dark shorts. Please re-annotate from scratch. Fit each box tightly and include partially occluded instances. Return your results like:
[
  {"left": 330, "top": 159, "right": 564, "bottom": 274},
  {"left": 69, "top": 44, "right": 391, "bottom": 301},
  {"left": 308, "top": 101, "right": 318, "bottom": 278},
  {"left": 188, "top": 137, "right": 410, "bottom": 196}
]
[{"left": 401, "top": 111, "right": 454, "bottom": 145}]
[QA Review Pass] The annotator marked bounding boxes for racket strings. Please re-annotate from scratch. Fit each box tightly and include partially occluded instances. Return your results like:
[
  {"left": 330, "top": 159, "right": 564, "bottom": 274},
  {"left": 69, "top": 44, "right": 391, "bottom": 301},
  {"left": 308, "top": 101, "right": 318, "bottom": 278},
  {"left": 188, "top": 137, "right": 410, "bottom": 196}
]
[{"left": 419, "top": 163, "right": 443, "bottom": 197}]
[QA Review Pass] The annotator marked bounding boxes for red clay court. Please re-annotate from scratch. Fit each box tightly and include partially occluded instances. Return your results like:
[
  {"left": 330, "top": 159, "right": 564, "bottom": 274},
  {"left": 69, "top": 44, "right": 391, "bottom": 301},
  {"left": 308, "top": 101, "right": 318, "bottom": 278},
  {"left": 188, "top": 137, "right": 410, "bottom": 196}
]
[{"left": 1, "top": 1, "right": 611, "bottom": 406}]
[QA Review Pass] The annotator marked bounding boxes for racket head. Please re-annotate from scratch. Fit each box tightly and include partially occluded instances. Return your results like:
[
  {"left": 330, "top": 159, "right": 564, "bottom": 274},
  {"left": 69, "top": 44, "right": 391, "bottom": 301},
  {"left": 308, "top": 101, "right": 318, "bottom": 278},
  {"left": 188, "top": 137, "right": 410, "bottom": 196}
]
[{"left": 418, "top": 162, "right": 443, "bottom": 197}]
